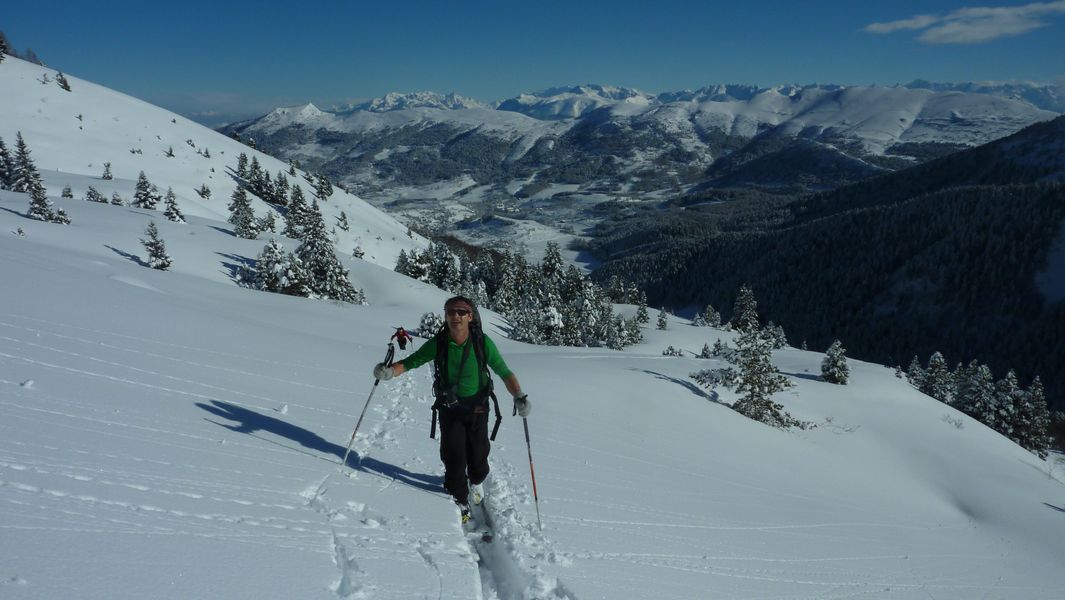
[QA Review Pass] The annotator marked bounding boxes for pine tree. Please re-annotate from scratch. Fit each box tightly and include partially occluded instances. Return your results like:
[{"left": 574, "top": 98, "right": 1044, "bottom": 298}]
[
  {"left": 699, "top": 342, "right": 713, "bottom": 359},
  {"left": 730, "top": 327, "right": 799, "bottom": 428},
  {"left": 61, "top": 185, "right": 73, "bottom": 198},
  {"left": 55, "top": 72, "right": 72, "bottom": 92},
  {"left": 730, "top": 284, "right": 760, "bottom": 333},
  {"left": 140, "top": 222, "right": 171, "bottom": 270},
  {"left": 961, "top": 364, "right": 998, "bottom": 429},
  {"left": 132, "top": 172, "right": 159, "bottom": 209},
  {"left": 102, "top": 162, "right": 113, "bottom": 180},
  {"left": 12, "top": 132, "right": 41, "bottom": 194},
  {"left": 906, "top": 355, "right": 924, "bottom": 388},
  {"left": 692, "top": 327, "right": 799, "bottom": 428},
  {"left": 163, "top": 188, "right": 185, "bottom": 223},
  {"left": 1010, "top": 376, "right": 1052, "bottom": 459},
  {"left": 196, "top": 184, "right": 211, "bottom": 199},
  {"left": 110, "top": 192, "right": 124, "bottom": 206},
  {"left": 256, "top": 211, "right": 277, "bottom": 233},
  {"left": 27, "top": 183, "right": 56, "bottom": 222},
  {"left": 336, "top": 211, "right": 350, "bottom": 231},
  {"left": 703, "top": 304, "right": 722, "bottom": 327},
  {"left": 919, "top": 352, "right": 953, "bottom": 403},
  {"left": 236, "top": 153, "right": 249, "bottom": 179},
  {"left": 0, "top": 32, "right": 8, "bottom": 63},
  {"left": 417, "top": 311, "right": 444, "bottom": 337},
  {"left": 85, "top": 186, "right": 107, "bottom": 203},
  {"left": 272, "top": 172, "right": 289, "bottom": 206},
  {"left": 764, "top": 322, "right": 787, "bottom": 350},
  {"left": 296, "top": 201, "right": 363, "bottom": 303},
  {"left": 227, "top": 186, "right": 257, "bottom": 239},
  {"left": 314, "top": 173, "right": 333, "bottom": 200},
  {"left": 821, "top": 339, "right": 849, "bottom": 384},
  {"left": 282, "top": 185, "right": 308, "bottom": 239},
  {"left": 656, "top": 308, "right": 668, "bottom": 330},
  {"left": 0, "top": 137, "right": 13, "bottom": 189},
  {"left": 251, "top": 239, "right": 313, "bottom": 297}
]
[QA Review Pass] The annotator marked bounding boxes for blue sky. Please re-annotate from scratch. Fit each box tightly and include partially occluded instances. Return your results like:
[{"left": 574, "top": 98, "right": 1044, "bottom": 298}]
[{"left": 4, "top": 0, "right": 1064, "bottom": 126}]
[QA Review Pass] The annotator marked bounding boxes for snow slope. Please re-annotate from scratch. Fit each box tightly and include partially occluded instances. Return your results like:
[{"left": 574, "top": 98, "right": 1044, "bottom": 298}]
[
  {"left": 2, "top": 57, "right": 1065, "bottom": 599},
  {"left": 0, "top": 56, "right": 428, "bottom": 268}
]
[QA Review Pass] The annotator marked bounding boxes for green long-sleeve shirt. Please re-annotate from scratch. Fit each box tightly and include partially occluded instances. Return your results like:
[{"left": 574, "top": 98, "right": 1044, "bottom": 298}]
[{"left": 399, "top": 332, "right": 512, "bottom": 397}]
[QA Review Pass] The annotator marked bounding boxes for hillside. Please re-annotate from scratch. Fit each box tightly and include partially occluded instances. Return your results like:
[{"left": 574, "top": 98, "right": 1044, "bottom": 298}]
[{"left": 590, "top": 117, "right": 1065, "bottom": 413}]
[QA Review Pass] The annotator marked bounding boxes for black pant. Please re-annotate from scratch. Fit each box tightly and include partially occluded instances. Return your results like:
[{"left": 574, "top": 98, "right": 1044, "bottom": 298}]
[{"left": 437, "top": 409, "right": 490, "bottom": 504}]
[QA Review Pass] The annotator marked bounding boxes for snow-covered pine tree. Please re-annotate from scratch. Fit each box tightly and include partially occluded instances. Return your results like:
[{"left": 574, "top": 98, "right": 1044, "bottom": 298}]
[
  {"left": 0, "top": 137, "right": 13, "bottom": 189},
  {"left": 255, "top": 211, "right": 277, "bottom": 233},
  {"left": 102, "top": 162, "right": 113, "bottom": 180},
  {"left": 248, "top": 156, "right": 263, "bottom": 189},
  {"left": 703, "top": 304, "right": 722, "bottom": 327},
  {"left": 960, "top": 364, "right": 998, "bottom": 429},
  {"left": 906, "top": 355, "right": 924, "bottom": 387},
  {"left": 730, "top": 327, "right": 799, "bottom": 428},
  {"left": 510, "top": 295, "right": 545, "bottom": 345},
  {"left": 655, "top": 308, "right": 668, "bottom": 330},
  {"left": 698, "top": 342, "right": 713, "bottom": 358},
  {"left": 273, "top": 172, "right": 289, "bottom": 207},
  {"left": 662, "top": 346, "right": 684, "bottom": 357},
  {"left": 692, "top": 312, "right": 707, "bottom": 327},
  {"left": 730, "top": 284, "right": 760, "bottom": 333},
  {"left": 11, "top": 132, "right": 41, "bottom": 194},
  {"left": 163, "top": 188, "right": 185, "bottom": 223},
  {"left": 821, "top": 339, "right": 849, "bottom": 384},
  {"left": 0, "top": 33, "right": 7, "bottom": 63},
  {"left": 27, "top": 182, "right": 57, "bottom": 222},
  {"left": 110, "top": 192, "right": 124, "bottom": 206},
  {"left": 236, "top": 153, "right": 249, "bottom": 179},
  {"left": 296, "top": 201, "right": 363, "bottom": 304},
  {"left": 55, "top": 72, "right": 71, "bottom": 91},
  {"left": 61, "top": 185, "right": 73, "bottom": 198},
  {"left": 314, "top": 173, "right": 333, "bottom": 200},
  {"left": 919, "top": 352, "right": 953, "bottom": 403},
  {"left": 227, "top": 186, "right": 257, "bottom": 239},
  {"left": 417, "top": 311, "right": 444, "bottom": 338},
  {"left": 251, "top": 238, "right": 313, "bottom": 297},
  {"left": 196, "top": 184, "right": 210, "bottom": 199},
  {"left": 140, "top": 222, "right": 171, "bottom": 270},
  {"left": 491, "top": 250, "right": 520, "bottom": 315},
  {"left": 764, "top": 322, "right": 787, "bottom": 350},
  {"left": 282, "top": 185, "right": 309, "bottom": 240},
  {"left": 85, "top": 186, "right": 107, "bottom": 203},
  {"left": 1009, "top": 377, "right": 1052, "bottom": 459},
  {"left": 635, "top": 300, "right": 649, "bottom": 325},
  {"left": 132, "top": 172, "right": 160, "bottom": 209}
]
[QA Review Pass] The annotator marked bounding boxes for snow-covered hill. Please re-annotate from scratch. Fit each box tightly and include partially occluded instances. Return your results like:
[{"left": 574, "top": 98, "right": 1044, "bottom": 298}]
[
  {"left": 0, "top": 56, "right": 428, "bottom": 268},
  {"left": 2, "top": 55, "right": 1065, "bottom": 598}
]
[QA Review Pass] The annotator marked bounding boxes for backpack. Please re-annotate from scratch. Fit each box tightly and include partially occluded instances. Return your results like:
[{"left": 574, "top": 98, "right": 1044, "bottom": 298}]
[{"left": 429, "top": 322, "right": 503, "bottom": 441}]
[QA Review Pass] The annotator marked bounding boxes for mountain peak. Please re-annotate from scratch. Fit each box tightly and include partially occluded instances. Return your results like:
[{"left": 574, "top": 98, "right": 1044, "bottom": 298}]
[{"left": 348, "top": 91, "right": 488, "bottom": 113}]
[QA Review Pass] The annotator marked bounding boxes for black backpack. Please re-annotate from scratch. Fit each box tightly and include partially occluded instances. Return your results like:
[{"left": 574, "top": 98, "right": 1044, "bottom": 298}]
[{"left": 430, "top": 322, "right": 503, "bottom": 441}]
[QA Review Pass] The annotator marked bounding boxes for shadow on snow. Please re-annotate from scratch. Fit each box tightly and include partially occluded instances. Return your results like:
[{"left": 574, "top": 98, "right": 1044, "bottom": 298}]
[{"left": 196, "top": 400, "right": 444, "bottom": 495}]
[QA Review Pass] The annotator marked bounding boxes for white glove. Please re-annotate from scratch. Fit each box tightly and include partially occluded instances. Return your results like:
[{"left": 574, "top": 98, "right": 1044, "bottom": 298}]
[
  {"left": 514, "top": 393, "right": 531, "bottom": 417},
  {"left": 373, "top": 363, "right": 394, "bottom": 381}
]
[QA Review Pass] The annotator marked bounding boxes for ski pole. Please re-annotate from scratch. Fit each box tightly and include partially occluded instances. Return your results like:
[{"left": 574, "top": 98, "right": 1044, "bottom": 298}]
[
  {"left": 522, "top": 417, "right": 543, "bottom": 531},
  {"left": 341, "top": 343, "right": 395, "bottom": 472}
]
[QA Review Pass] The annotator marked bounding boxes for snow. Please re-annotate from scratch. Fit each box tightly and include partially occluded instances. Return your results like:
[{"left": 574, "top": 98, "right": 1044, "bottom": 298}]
[{"left": 3, "top": 56, "right": 1065, "bottom": 599}]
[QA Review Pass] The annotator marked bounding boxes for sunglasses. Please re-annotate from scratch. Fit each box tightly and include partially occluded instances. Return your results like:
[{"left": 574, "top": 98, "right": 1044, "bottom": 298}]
[{"left": 445, "top": 308, "right": 470, "bottom": 317}]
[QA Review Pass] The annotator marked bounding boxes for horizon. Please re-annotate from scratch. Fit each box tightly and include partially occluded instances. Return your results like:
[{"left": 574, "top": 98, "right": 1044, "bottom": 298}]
[{"left": 4, "top": 0, "right": 1065, "bottom": 127}]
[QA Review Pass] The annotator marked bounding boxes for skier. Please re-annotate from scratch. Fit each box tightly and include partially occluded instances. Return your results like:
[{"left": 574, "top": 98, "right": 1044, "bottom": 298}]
[
  {"left": 373, "top": 296, "right": 530, "bottom": 523},
  {"left": 390, "top": 326, "right": 412, "bottom": 350}
]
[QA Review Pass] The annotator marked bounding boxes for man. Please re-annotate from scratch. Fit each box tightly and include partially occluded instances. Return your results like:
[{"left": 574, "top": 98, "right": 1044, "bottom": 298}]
[
  {"left": 373, "top": 296, "right": 530, "bottom": 522},
  {"left": 390, "top": 326, "right": 412, "bottom": 350}
]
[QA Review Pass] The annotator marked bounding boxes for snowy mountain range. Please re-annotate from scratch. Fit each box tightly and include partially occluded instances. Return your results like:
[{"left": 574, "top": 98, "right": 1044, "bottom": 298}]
[
  {"left": 3, "top": 54, "right": 1065, "bottom": 599},
  {"left": 222, "top": 80, "right": 1061, "bottom": 252}
]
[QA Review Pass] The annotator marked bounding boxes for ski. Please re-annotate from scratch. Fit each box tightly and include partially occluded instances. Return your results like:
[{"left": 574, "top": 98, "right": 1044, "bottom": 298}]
[{"left": 460, "top": 499, "right": 494, "bottom": 543}]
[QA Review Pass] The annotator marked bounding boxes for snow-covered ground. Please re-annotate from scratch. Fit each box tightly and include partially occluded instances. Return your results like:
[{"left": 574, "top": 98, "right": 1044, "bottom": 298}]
[{"left": 3, "top": 56, "right": 1065, "bottom": 599}]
